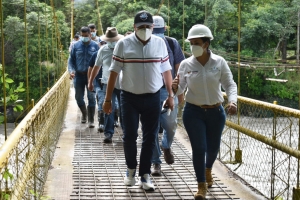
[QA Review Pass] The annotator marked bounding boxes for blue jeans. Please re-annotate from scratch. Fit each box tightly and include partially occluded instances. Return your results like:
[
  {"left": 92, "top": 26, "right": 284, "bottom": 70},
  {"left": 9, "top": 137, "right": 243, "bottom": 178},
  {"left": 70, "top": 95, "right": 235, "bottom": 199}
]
[
  {"left": 102, "top": 84, "right": 117, "bottom": 135},
  {"left": 73, "top": 73, "right": 96, "bottom": 107},
  {"left": 95, "top": 79, "right": 105, "bottom": 111},
  {"left": 152, "top": 87, "right": 178, "bottom": 164},
  {"left": 183, "top": 102, "right": 225, "bottom": 183},
  {"left": 121, "top": 90, "right": 160, "bottom": 176}
]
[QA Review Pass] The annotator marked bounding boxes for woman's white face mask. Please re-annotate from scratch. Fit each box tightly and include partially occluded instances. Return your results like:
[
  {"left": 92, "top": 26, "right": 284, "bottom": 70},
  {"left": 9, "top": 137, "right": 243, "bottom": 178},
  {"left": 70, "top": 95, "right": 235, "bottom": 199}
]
[
  {"left": 136, "top": 28, "right": 152, "bottom": 41},
  {"left": 190, "top": 45, "right": 205, "bottom": 57}
]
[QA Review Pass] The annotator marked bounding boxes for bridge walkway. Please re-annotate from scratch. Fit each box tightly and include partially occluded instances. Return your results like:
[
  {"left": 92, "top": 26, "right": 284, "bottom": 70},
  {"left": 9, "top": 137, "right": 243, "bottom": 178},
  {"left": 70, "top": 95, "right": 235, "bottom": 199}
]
[{"left": 43, "top": 87, "right": 265, "bottom": 200}]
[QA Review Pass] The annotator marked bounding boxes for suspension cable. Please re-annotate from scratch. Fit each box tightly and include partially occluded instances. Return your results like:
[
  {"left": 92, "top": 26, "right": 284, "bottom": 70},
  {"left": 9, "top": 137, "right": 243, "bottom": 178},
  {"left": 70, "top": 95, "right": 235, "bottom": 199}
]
[
  {"left": 95, "top": 0, "right": 104, "bottom": 35},
  {"left": 71, "top": 0, "right": 74, "bottom": 40},
  {"left": 182, "top": 0, "right": 185, "bottom": 50},
  {"left": 24, "top": 0, "right": 29, "bottom": 108},
  {"left": 38, "top": 1, "right": 42, "bottom": 96},
  {"left": 0, "top": 0, "right": 8, "bottom": 139},
  {"left": 167, "top": 0, "right": 170, "bottom": 36},
  {"left": 44, "top": 1, "right": 49, "bottom": 88},
  {"left": 155, "top": 0, "right": 164, "bottom": 15}
]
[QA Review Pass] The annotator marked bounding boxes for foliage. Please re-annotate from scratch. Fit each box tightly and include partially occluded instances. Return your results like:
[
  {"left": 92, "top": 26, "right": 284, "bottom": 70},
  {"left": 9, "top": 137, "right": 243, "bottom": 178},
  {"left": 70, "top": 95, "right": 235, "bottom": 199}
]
[
  {"left": 1, "top": 0, "right": 300, "bottom": 108},
  {"left": 0, "top": 65, "right": 25, "bottom": 123},
  {"left": 1, "top": 0, "right": 69, "bottom": 103},
  {"left": 1, "top": 169, "right": 13, "bottom": 200}
]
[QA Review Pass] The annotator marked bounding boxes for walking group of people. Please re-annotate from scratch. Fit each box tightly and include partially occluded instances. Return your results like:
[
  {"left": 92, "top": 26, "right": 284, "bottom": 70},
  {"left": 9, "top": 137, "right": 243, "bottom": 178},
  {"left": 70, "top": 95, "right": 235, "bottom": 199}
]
[{"left": 68, "top": 10, "right": 237, "bottom": 200}]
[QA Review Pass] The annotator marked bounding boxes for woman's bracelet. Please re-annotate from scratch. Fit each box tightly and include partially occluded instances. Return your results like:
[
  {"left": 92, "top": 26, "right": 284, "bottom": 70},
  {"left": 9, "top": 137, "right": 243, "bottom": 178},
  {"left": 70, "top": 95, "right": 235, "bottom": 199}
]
[
  {"left": 231, "top": 102, "right": 237, "bottom": 106},
  {"left": 105, "top": 100, "right": 111, "bottom": 103}
]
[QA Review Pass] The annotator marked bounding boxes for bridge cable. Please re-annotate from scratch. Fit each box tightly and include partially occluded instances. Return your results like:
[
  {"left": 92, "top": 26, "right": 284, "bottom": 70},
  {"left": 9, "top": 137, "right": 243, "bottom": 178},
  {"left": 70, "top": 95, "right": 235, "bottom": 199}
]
[
  {"left": 44, "top": 1, "right": 50, "bottom": 88},
  {"left": 182, "top": 0, "right": 185, "bottom": 50},
  {"left": 0, "top": 0, "right": 8, "bottom": 139},
  {"left": 155, "top": 0, "right": 164, "bottom": 15},
  {"left": 38, "top": 1, "right": 42, "bottom": 96},
  {"left": 24, "top": 0, "right": 29, "bottom": 108},
  {"left": 167, "top": 0, "right": 170, "bottom": 36},
  {"left": 95, "top": 0, "right": 104, "bottom": 36}
]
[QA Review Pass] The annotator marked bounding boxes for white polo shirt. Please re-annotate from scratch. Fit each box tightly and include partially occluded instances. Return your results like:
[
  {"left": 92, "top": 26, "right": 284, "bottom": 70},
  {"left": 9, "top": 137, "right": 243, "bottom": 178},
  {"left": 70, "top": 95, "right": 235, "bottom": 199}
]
[
  {"left": 94, "top": 44, "right": 113, "bottom": 84},
  {"left": 109, "top": 33, "right": 172, "bottom": 94},
  {"left": 176, "top": 52, "right": 237, "bottom": 105}
]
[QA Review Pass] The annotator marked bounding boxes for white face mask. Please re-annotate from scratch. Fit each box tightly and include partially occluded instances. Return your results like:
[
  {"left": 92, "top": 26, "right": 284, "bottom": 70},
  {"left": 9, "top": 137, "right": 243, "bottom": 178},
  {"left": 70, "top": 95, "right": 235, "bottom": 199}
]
[
  {"left": 136, "top": 28, "right": 152, "bottom": 41},
  {"left": 190, "top": 45, "right": 205, "bottom": 57},
  {"left": 91, "top": 32, "right": 96, "bottom": 37},
  {"left": 107, "top": 41, "right": 117, "bottom": 49}
]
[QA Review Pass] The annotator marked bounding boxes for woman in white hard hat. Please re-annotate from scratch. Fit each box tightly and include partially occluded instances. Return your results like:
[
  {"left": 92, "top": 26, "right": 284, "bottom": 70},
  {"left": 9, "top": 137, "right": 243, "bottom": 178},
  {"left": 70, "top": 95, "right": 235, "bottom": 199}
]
[{"left": 172, "top": 24, "right": 237, "bottom": 200}]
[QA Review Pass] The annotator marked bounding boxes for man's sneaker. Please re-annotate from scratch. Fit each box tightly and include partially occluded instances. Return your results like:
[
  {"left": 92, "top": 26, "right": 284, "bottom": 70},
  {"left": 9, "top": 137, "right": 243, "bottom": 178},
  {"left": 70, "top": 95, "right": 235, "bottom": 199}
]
[
  {"left": 98, "top": 124, "right": 104, "bottom": 132},
  {"left": 139, "top": 174, "right": 155, "bottom": 191},
  {"left": 151, "top": 164, "right": 162, "bottom": 176},
  {"left": 161, "top": 146, "right": 174, "bottom": 165},
  {"left": 103, "top": 133, "right": 112, "bottom": 143},
  {"left": 124, "top": 168, "right": 136, "bottom": 186},
  {"left": 88, "top": 122, "right": 95, "bottom": 128}
]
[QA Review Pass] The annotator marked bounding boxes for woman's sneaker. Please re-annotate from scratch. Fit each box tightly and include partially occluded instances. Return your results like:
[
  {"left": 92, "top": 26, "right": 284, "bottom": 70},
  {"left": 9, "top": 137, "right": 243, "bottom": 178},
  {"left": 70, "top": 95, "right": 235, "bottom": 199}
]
[
  {"left": 124, "top": 168, "right": 136, "bottom": 186},
  {"left": 139, "top": 174, "right": 155, "bottom": 191}
]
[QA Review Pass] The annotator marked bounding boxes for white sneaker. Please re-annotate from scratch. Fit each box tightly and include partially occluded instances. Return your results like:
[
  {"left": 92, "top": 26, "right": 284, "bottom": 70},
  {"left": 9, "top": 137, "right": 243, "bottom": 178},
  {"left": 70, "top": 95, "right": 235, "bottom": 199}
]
[
  {"left": 139, "top": 174, "right": 155, "bottom": 191},
  {"left": 88, "top": 122, "right": 95, "bottom": 128},
  {"left": 124, "top": 168, "right": 136, "bottom": 186}
]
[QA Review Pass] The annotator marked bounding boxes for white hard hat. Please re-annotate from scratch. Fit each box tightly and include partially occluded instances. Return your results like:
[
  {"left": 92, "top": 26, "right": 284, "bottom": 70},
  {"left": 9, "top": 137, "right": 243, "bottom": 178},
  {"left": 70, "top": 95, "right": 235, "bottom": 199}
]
[
  {"left": 153, "top": 16, "right": 165, "bottom": 28},
  {"left": 185, "top": 24, "right": 214, "bottom": 42}
]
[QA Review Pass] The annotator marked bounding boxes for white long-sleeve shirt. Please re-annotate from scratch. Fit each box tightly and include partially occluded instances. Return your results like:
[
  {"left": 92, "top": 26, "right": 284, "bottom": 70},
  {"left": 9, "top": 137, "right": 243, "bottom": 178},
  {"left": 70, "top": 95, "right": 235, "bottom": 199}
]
[{"left": 176, "top": 51, "right": 237, "bottom": 105}]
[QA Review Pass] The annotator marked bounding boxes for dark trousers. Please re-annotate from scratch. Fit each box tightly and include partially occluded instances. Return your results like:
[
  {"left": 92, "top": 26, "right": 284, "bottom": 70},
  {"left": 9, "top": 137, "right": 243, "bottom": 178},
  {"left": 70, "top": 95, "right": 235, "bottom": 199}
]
[
  {"left": 121, "top": 90, "right": 160, "bottom": 176},
  {"left": 114, "top": 88, "right": 123, "bottom": 129}
]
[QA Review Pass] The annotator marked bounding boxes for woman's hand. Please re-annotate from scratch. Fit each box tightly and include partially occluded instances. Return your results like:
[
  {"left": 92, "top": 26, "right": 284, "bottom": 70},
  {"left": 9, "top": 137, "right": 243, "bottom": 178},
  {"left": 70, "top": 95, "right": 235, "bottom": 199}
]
[{"left": 227, "top": 102, "right": 237, "bottom": 115}]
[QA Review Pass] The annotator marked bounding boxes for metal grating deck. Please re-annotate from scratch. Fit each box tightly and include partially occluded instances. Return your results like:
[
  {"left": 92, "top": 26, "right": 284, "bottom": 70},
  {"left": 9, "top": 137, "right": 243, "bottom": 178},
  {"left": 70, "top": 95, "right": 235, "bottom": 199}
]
[{"left": 71, "top": 125, "right": 240, "bottom": 200}]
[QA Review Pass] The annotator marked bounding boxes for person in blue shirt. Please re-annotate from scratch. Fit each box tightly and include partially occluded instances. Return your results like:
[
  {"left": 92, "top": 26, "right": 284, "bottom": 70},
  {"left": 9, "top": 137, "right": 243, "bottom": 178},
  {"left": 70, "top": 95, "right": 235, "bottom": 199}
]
[
  {"left": 150, "top": 16, "right": 185, "bottom": 176},
  {"left": 68, "top": 26, "right": 99, "bottom": 127}
]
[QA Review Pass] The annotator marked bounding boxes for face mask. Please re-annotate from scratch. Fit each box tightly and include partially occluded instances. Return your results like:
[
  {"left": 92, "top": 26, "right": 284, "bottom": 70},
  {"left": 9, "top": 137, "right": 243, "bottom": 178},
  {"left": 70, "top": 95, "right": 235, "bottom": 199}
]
[
  {"left": 91, "top": 32, "right": 96, "bottom": 37},
  {"left": 81, "top": 36, "right": 90, "bottom": 43},
  {"left": 190, "top": 45, "right": 205, "bottom": 57},
  {"left": 136, "top": 28, "right": 152, "bottom": 41},
  {"left": 107, "top": 41, "right": 117, "bottom": 49},
  {"left": 153, "top": 33, "right": 165, "bottom": 38}
]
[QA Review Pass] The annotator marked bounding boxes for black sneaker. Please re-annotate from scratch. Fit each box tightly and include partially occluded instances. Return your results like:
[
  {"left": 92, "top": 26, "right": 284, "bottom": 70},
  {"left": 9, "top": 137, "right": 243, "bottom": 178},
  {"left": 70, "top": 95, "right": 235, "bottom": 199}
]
[
  {"left": 151, "top": 164, "right": 162, "bottom": 176},
  {"left": 103, "top": 133, "right": 112, "bottom": 143}
]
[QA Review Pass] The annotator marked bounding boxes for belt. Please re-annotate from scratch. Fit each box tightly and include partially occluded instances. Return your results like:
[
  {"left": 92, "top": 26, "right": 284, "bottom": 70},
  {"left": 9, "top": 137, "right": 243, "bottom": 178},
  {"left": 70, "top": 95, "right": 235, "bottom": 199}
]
[{"left": 199, "top": 103, "right": 221, "bottom": 109}]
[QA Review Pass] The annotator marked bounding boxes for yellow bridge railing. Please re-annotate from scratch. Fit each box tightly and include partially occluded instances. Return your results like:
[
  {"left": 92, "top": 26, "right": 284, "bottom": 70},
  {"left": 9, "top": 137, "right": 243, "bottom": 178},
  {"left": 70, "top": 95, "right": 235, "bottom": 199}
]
[
  {"left": 219, "top": 95, "right": 300, "bottom": 200},
  {"left": 0, "top": 71, "right": 70, "bottom": 200},
  {"left": 0, "top": 71, "right": 300, "bottom": 199}
]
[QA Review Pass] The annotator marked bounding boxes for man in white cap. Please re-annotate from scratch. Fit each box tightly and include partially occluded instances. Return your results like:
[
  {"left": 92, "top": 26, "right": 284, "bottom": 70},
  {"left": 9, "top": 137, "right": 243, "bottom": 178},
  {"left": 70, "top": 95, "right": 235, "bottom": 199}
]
[
  {"left": 151, "top": 15, "right": 185, "bottom": 176},
  {"left": 88, "top": 27, "right": 124, "bottom": 143},
  {"left": 102, "top": 10, "right": 174, "bottom": 191}
]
